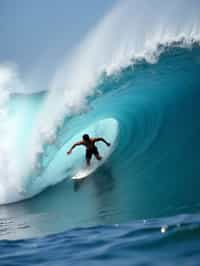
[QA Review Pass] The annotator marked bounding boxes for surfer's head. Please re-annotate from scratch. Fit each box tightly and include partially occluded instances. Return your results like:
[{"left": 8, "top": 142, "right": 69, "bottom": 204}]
[{"left": 83, "top": 134, "right": 90, "bottom": 141}]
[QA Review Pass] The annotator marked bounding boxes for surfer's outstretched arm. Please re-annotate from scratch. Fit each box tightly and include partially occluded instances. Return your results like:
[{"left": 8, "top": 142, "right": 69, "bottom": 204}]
[
  {"left": 67, "top": 141, "right": 84, "bottom": 155},
  {"left": 93, "top": 138, "right": 111, "bottom": 146}
]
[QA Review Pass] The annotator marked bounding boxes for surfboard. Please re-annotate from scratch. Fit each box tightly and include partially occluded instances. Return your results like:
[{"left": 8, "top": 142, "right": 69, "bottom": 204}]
[
  {"left": 72, "top": 145, "right": 114, "bottom": 180},
  {"left": 72, "top": 166, "right": 96, "bottom": 180}
]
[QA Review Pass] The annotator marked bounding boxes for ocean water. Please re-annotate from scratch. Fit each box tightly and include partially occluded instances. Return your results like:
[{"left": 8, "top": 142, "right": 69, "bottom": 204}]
[
  {"left": 1, "top": 0, "right": 200, "bottom": 264},
  {"left": 1, "top": 213, "right": 200, "bottom": 266},
  {"left": 0, "top": 45, "right": 199, "bottom": 265}
]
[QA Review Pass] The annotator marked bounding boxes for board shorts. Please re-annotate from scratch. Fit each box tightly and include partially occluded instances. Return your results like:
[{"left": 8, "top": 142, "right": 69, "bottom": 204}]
[{"left": 86, "top": 146, "right": 99, "bottom": 160}]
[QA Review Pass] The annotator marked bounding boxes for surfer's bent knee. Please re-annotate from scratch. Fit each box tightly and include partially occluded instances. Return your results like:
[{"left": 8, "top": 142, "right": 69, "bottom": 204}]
[{"left": 96, "top": 154, "right": 102, "bottom": 160}]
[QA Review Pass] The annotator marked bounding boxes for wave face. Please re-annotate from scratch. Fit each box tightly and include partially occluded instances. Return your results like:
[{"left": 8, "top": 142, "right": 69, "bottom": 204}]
[
  {"left": 1, "top": 45, "right": 200, "bottom": 237},
  {"left": 0, "top": 0, "right": 200, "bottom": 238}
]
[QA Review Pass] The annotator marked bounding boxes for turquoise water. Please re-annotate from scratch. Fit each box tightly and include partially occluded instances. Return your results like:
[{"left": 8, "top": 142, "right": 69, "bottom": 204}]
[
  {"left": 0, "top": 41, "right": 200, "bottom": 265},
  {"left": 1, "top": 45, "right": 200, "bottom": 242}
]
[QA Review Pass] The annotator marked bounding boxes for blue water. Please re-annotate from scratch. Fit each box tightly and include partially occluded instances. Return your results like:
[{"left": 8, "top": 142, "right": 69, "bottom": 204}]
[
  {"left": 1, "top": 214, "right": 200, "bottom": 265},
  {"left": 1, "top": 45, "right": 200, "bottom": 264}
]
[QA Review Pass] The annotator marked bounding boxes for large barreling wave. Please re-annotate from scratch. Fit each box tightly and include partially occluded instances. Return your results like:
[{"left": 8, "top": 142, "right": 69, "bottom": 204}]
[{"left": 0, "top": 0, "right": 200, "bottom": 217}]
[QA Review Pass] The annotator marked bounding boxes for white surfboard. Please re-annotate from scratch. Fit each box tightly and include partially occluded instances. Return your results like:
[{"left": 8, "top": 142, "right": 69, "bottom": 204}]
[{"left": 72, "top": 166, "right": 98, "bottom": 180}]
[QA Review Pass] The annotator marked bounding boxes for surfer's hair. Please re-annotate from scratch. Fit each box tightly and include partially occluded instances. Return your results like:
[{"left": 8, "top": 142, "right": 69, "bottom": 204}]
[{"left": 83, "top": 134, "right": 90, "bottom": 141}]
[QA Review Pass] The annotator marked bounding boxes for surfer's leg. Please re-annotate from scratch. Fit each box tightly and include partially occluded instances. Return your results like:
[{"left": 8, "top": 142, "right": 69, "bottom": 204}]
[
  {"left": 95, "top": 154, "right": 102, "bottom": 161},
  {"left": 94, "top": 149, "right": 102, "bottom": 161},
  {"left": 86, "top": 157, "right": 91, "bottom": 166},
  {"left": 86, "top": 150, "right": 92, "bottom": 166}
]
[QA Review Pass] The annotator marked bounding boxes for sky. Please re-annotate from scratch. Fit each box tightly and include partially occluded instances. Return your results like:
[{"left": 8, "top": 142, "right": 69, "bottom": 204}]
[
  {"left": 0, "top": 0, "right": 116, "bottom": 86},
  {"left": 1, "top": 0, "right": 199, "bottom": 92}
]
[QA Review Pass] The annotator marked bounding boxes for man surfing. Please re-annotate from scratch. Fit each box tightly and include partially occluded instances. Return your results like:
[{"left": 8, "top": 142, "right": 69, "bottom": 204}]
[{"left": 67, "top": 134, "right": 111, "bottom": 166}]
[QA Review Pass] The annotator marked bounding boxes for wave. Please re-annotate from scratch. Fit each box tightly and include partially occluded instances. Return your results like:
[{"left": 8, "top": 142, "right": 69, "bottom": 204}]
[
  {"left": 0, "top": 0, "right": 200, "bottom": 206},
  {"left": 26, "top": 0, "right": 200, "bottom": 184},
  {"left": 0, "top": 43, "right": 199, "bottom": 208}
]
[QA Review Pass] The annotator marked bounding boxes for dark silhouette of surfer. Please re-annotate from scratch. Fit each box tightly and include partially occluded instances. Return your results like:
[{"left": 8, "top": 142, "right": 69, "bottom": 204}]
[{"left": 67, "top": 134, "right": 110, "bottom": 166}]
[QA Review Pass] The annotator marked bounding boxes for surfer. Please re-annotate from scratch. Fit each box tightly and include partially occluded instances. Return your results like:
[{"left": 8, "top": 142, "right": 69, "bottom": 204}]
[{"left": 67, "top": 134, "right": 111, "bottom": 166}]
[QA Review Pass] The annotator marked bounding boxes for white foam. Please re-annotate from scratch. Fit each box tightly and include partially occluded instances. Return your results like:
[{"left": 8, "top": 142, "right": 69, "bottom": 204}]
[{"left": 0, "top": 64, "right": 26, "bottom": 203}]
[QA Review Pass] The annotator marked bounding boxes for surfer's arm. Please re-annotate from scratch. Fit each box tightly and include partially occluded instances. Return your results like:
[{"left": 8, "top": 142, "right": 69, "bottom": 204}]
[
  {"left": 67, "top": 141, "right": 84, "bottom": 155},
  {"left": 93, "top": 138, "right": 111, "bottom": 146}
]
